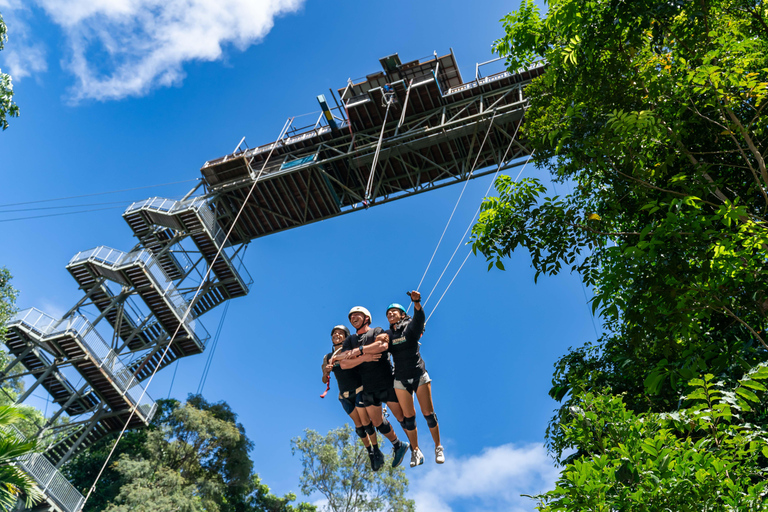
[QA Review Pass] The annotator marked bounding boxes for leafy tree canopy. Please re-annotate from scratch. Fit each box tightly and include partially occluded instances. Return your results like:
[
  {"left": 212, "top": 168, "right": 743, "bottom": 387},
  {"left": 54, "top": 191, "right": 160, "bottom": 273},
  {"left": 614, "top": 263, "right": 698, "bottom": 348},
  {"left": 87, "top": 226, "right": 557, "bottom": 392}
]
[
  {"left": 292, "top": 425, "right": 414, "bottom": 512},
  {"left": 472, "top": 0, "right": 768, "bottom": 508},
  {"left": 0, "top": 11, "right": 20, "bottom": 130},
  {"left": 66, "top": 395, "right": 313, "bottom": 512}
]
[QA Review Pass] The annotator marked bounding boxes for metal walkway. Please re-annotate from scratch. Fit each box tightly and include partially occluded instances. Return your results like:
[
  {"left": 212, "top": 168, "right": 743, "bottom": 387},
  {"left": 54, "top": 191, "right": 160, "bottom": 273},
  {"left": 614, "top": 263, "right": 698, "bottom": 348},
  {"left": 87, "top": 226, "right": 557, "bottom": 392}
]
[{"left": 1, "top": 50, "right": 541, "bottom": 511}]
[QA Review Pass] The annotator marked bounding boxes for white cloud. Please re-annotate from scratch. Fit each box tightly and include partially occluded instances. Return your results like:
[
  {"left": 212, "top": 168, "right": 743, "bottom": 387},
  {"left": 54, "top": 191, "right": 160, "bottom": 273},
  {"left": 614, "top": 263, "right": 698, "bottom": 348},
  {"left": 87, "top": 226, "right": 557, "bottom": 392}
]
[
  {"left": 409, "top": 443, "right": 559, "bottom": 512},
  {"left": 2, "top": 0, "right": 304, "bottom": 101},
  {"left": 0, "top": 0, "right": 48, "bottom": 80}
]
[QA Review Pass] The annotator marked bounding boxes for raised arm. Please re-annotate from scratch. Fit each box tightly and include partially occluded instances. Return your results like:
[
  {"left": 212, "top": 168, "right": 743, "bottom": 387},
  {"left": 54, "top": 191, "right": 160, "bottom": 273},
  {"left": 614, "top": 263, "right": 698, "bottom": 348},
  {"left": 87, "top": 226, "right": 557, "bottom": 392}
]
[{"left": 405, "top": 290, "right": 425, "bottom": 340}]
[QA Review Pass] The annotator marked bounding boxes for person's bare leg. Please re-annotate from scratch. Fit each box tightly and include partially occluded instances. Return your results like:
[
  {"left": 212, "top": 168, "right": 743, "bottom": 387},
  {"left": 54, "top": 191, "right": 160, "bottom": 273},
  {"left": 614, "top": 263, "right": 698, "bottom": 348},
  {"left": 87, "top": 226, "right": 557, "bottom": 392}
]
[
  {"left": 416, "top": 382, "right": 441, "bottom": 447},
  {"left": 349, "top": 408, "right": 371, "bottom": 448},
  {"left": 355, "top": 405, "right": 374, "bottom": 447},
  {"left": 366, "top": 405, "right": 398, "bottom": 444},
  {"left": 394, "top": 389, "right": 418, "bottom": 450}
]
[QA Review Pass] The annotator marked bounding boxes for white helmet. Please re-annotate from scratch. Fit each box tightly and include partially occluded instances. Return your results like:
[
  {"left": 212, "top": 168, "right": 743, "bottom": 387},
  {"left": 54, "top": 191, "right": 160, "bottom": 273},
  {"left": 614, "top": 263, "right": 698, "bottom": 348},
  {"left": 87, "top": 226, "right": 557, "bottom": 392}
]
[{"left": 348, "top": 306, "right": 372, "bottom": 326}]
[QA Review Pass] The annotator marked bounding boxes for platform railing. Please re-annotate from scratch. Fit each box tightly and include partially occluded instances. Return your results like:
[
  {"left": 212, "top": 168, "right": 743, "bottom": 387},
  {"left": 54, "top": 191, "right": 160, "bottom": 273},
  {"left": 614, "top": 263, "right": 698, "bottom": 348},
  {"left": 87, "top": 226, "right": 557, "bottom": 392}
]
[
  {"left": 6, "top": 425, "right": 85, "bottom": 512},
  {"left": 9, "top": 308, "right": 59, "bottom": 339},
  {"left": 185, "top": 198, "right": 253, "bottom": 290},
  {"left": 60, "top": 316, "right": 157, "bottom": 423},
  {"left": 125, "top": 197, "right": 252, "bottom": 292},
  {"left": 129, "top": 250, "right": 211, "bottom": 345}
]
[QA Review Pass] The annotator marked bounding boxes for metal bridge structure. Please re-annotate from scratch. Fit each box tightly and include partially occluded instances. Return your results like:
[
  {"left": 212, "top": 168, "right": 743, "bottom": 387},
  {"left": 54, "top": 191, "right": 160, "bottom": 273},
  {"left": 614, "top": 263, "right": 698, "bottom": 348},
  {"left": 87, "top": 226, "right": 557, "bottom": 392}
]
[{"left": 2, "top": 50, "right": 544, "bottom": 511}]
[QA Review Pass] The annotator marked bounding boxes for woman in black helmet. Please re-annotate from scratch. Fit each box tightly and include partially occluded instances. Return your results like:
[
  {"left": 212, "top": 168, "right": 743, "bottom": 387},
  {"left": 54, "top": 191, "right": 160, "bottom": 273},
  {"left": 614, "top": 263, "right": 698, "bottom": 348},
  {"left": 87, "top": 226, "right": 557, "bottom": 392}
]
[
  {"left": 322, "top": 324, "right": 379, "bottom": 469},
  {"left": 386, "top": 290, "right": 444, "bottom": 467}
]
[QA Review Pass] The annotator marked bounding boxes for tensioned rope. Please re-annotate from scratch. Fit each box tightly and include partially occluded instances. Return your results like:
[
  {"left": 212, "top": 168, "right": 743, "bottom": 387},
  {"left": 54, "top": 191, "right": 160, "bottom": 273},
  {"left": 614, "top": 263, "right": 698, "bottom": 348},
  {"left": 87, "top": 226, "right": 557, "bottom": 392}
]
[
  {"left": 364, "top": 90, "right": 396, "bottom": 202},
  {"left": 197, "top": 299, "right": 231, "bottom": 395},
  {"left": 409, "top": 111, "right": 501, "bottom": 315},
  {"left": 0, "top": 179, "right": 199, "bottom": 208},
  {"left": 80, "top": 118, "right": 293, "bottom": 510},
  {"left": 425, "top": 152, "right": 533, "bottom": 324},
  {"left": 420, "top": 122, "right": 523, "bottom": 307}
]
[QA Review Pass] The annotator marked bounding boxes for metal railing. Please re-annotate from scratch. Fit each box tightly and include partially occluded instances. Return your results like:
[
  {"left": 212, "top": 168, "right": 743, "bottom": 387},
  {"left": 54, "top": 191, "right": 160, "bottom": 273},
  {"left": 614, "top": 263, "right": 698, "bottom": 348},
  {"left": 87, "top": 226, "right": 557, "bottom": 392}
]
[
  {"left": 67, "top": 247, "right": 211, "bottom": 346},
  {"left": 126, "top": 250, "right": 211, "bottom": 346},
  {"left": 185, "top": 197, "right": 253, "bottom": 290},
  {"left": 10, "top": 309, "right": 157, "bottom": 424},
  {"left": 130, "top": 196, "right": 253, "bottom": 293},
  {"left": 10, "top": 308, "right": 59, "bottom": 339},
  {"left": 6, "top": 425, "right": 85, "bottom": 512},
  {"left": 56, "top": 316, "right": 158, "bottom": 423},
  {"left": 125, "top": 196, "right": 176, "bottom": 214}
]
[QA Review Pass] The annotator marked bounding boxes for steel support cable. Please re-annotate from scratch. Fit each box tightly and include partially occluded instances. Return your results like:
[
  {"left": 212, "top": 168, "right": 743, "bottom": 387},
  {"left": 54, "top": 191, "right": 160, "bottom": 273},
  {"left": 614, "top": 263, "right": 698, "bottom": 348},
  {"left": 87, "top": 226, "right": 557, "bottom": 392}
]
[
  {"left": 424, "top": 152, "right": 534, "bottom": 324},
  {"left": 364, "top": 92, "right": 395, "bottom": 201},
  {"left": 80, "top": 118, "right": 292, "bottom": 510},
  {"left": 407, "top": 110, "right": 503, "bottom": 314},
  {"left": 422, "top": 133, "right": 518, "bottom": 308},
  {"left": 197, "top": 299, "right": 231, "bottom": 395},
  {"left": 0, "top": 179, "right": 200, "bottom": 208}
]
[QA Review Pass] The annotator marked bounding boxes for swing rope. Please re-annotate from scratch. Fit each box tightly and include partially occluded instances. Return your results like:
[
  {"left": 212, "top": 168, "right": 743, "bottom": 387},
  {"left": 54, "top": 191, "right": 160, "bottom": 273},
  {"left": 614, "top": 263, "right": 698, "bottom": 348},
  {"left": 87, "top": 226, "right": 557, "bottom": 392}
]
[
  {"left": 364, "top": 90, "right": 396, "bottom": 202},
  {"left": 409, "top": 111, "right": 502, "bottom": 313},
  {"left": 423, "top": 144, "right": 534, "bottom": 324},
  {"left": 80, "top": 118, "right": 293, "bottom": 510}
]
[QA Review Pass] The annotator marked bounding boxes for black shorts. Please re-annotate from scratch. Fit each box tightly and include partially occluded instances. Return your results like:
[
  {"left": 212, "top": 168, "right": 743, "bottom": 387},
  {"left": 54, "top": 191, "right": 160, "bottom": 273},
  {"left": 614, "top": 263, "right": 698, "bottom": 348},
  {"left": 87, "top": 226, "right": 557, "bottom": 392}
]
[
  {"left": 339, "top": 393, "right": 364, "bottom": 415},
  {"left": 359, "top": 387, "right": 398, "bottom": 407}
]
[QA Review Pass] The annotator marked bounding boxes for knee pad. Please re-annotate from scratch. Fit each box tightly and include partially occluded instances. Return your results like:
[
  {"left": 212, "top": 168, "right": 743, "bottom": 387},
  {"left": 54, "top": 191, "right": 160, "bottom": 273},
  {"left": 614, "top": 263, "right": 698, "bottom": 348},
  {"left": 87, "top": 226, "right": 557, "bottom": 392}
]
[
  {"left": 363, "top": 423, "right": 375, "bottom": 436},
  {"left": 398, "top": 419, "right": 408, "bottom": 431},
  {"left": 424, "top": 412, "right": 438, "bottom": 428},
  {"left": 403, "top": 415, "right": 417, "bottom": 431},
  {"left": 355, "top": 425, "right": 367, "bottom": 439},
  {"left": 376, "top": 420, "right": 392, "bottom": 435}
]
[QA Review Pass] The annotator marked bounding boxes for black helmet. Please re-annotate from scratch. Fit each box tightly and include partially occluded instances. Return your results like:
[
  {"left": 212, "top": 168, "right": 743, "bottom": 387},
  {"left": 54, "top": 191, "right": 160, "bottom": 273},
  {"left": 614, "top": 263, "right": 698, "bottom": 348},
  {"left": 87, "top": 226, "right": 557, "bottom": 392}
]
[{"left": 331, "top": 325, "right": 350, "bottom": 338}]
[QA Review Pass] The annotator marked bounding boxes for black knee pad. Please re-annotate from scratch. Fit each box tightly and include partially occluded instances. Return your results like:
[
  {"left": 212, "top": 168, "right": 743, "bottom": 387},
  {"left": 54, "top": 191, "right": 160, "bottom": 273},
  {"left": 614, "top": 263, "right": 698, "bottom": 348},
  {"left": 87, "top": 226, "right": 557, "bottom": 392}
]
[
  {"left": 363, "top": 423, "right": 375, "bottom": 436},
  {"left": 424, "top": 412, "right": 438, "bottom": 428},
  {"left": 355, "top": 425, "right": 367, "bottom": 439},
  {"left": 376, "top": 420, "right": 392, "bottom": 435},
  {"left": 403, "top": 415, "right": 417, "bottom": 431}
]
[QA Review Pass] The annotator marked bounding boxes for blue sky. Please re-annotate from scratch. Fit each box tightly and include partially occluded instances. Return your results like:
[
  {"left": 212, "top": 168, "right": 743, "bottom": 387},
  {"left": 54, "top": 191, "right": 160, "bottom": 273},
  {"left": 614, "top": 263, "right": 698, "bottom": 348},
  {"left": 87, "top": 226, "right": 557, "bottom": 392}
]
[{"left": 0, "top": 1, "right": 598, "bottom": 510}]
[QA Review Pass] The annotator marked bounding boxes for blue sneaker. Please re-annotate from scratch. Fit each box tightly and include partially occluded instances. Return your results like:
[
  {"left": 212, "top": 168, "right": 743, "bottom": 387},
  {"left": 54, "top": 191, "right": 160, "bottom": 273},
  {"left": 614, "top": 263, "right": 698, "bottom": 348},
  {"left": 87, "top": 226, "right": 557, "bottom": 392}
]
[{"left": 392, "top": 441, "right": 410, "bottom": 468}]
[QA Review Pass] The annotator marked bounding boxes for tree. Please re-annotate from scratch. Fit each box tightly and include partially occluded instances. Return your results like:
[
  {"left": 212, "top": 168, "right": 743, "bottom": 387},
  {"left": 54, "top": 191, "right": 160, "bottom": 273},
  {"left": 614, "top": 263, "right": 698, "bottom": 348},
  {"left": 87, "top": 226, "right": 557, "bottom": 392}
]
[
  {"left": 66, "top": 395, "right": 312, "bottom": 512},
  {"left": 0, "top": 405, "right": 43, "bottom": 509},
  {"left": 0, "top": 11, "right": 20, "bottom": 130},
  {"left": 291, "top": 425, "right": 414, "bottom": 512},
  {"left": 472, "top": 0, "right": 768, "bottom": 508}
]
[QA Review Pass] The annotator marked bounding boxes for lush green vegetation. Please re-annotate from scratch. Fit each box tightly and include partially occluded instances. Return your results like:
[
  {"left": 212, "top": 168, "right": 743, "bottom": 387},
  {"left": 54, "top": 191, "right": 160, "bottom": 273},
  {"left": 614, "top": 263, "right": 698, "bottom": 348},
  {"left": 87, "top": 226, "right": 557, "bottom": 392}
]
[
  {"left": 66, "top": 395, "right": 314, "bottom": 512},
  {"left": 292, "top": 425, "right": 414, "bottom": 512},
  {"left": 472, "top": 0, "right": 768, "bottom": 508},
  {"left": 0, "top": 11, "right": 19, "bottom": 130}
]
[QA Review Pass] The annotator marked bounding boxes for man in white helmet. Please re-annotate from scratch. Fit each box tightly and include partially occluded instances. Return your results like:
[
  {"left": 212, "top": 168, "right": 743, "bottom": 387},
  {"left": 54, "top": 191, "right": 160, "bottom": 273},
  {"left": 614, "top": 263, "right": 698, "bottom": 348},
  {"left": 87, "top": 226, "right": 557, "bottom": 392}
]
[{"left": 333, "top": 306, "right": 410, "bottom": 470}]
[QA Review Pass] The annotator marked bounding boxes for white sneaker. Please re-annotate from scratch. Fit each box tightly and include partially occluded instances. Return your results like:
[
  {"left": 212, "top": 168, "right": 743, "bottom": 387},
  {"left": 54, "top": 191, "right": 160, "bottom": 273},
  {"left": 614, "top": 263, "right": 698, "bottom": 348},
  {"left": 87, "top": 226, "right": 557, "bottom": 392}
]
[
  {"left": 410, "top": 447, "right": 425, "bottom": 467},
  {"left": 435, "top": 445, "right": 445, "bottom": 464}
]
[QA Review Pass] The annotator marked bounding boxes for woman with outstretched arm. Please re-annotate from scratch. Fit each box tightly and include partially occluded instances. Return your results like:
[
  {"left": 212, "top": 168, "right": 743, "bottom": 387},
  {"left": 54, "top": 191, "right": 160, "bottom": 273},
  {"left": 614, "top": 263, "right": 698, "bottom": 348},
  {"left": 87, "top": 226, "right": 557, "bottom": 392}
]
[{"left": 385, "top": 290, "right": 444, "bottom": 467}]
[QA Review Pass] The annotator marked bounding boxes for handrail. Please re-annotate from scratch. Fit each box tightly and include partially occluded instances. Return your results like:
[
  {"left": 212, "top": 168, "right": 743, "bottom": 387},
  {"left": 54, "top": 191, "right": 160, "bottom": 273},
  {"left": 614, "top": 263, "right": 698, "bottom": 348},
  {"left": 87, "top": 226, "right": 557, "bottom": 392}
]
[
  {"left": 11, "top": 309, "right": 157, "bottom": 423},
  {"left": 5, "top": 425, "right": 85, "bottom": 512}
]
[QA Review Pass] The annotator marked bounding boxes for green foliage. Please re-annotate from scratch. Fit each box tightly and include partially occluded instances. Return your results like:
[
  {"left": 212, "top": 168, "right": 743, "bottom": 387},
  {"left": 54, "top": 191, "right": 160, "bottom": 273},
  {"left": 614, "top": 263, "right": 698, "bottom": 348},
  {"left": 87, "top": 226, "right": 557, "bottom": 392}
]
[
  {"left": 0, "top": 405, "right": 44, "bottom": 509},
  {"left": 475, "top": 0, "right": 768, "bottom": 508},
  {"left": 536, "top": 367, "right": 768, "bottom": 511},
  {"left": 0, "top": 12, "right": 20, "bottom": 130},
  {"left": 292, "top": 425, "right": 414, "bottom": 512},
  {"left": 66, "top": 395, "right": 312, "bottom": 512}
]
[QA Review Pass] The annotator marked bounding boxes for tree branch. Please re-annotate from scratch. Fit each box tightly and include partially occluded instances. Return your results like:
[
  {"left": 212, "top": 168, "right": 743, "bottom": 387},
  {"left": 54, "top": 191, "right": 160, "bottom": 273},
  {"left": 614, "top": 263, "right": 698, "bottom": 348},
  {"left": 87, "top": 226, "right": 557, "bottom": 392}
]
[{"left": 718, "top": 304, "right": 768, "bottom": 351}]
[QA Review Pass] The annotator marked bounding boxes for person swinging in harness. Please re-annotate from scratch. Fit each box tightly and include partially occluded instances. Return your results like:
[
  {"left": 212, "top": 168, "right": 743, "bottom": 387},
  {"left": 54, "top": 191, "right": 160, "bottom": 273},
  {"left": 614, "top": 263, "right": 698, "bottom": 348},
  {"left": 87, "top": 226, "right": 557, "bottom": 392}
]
[
  {"left": 386, "top": 290, "right": 444, "bottom": 466},
  {"left": 321, "top": 324, "right": 380, "bottom": 470}
]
